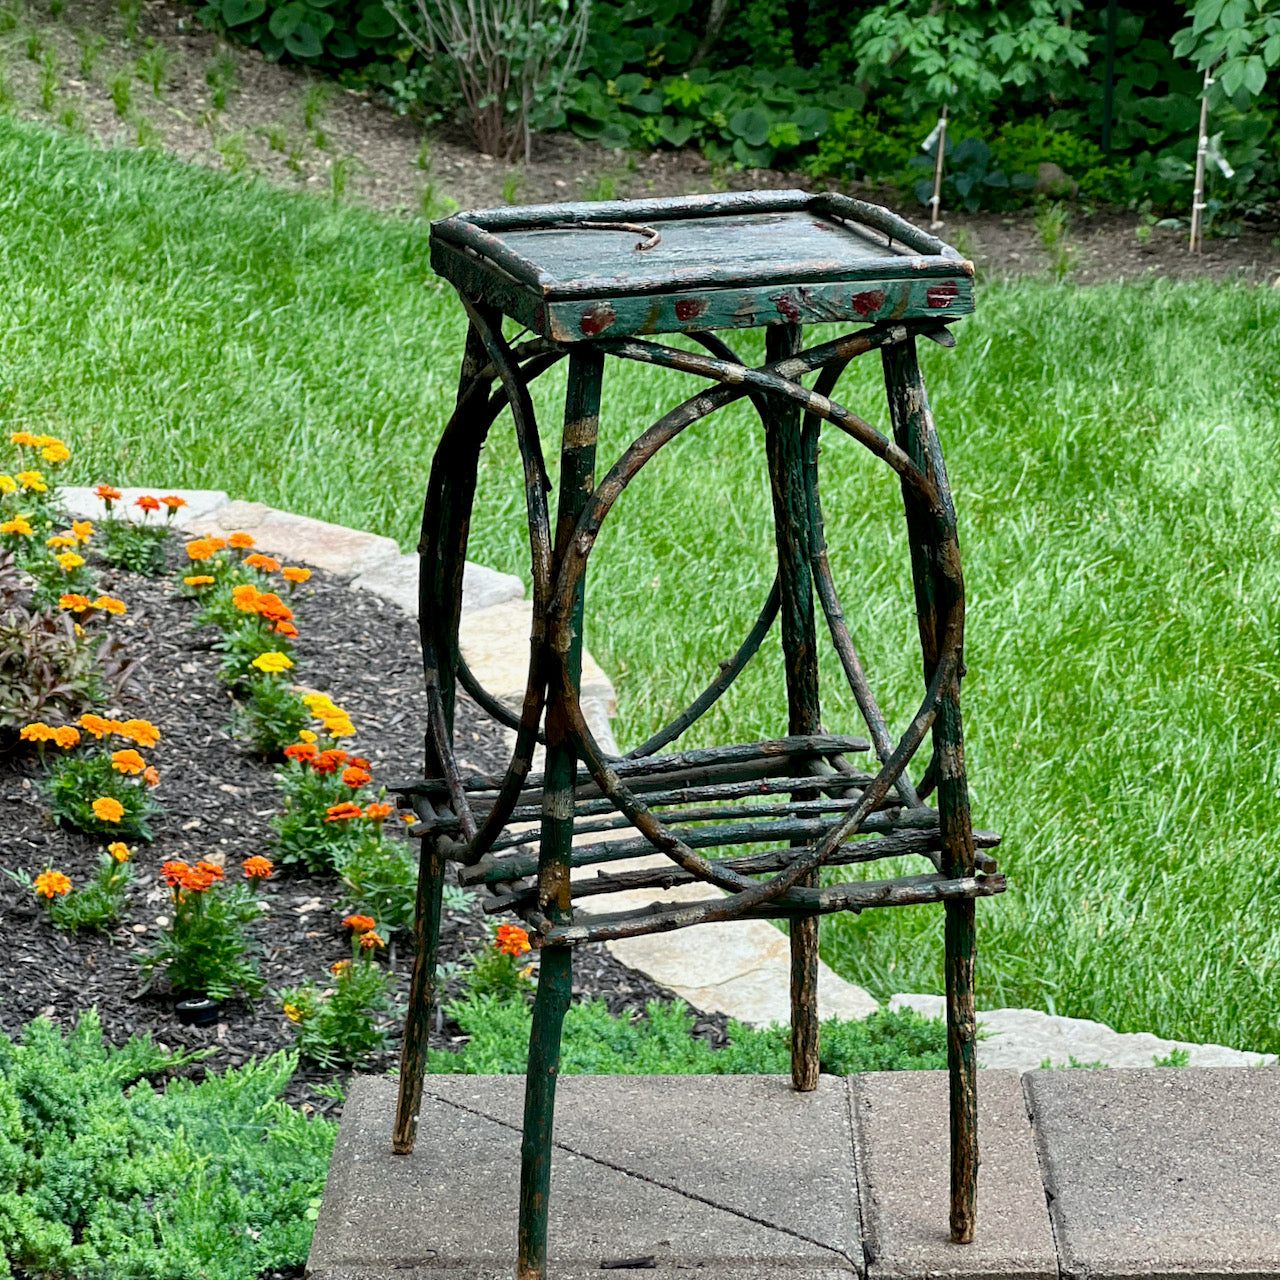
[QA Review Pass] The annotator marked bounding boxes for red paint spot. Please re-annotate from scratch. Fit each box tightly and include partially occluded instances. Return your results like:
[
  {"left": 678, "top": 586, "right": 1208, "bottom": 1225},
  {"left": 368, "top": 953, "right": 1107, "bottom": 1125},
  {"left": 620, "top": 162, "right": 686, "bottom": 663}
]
[
  {"left": 674, "top": 297, "right": 707, "bottom": 323},
  {"left": 926, "top": 281, "right": 959, "bottom": 309},
  {"left": 851, "top": 290, "right": 886, "bottom": 317},
  {"left": 579, "top": 303, "right": 617, "bottom": 336},
  {"left": 776, "top": 291, "right": 802, "bottom": 323}
]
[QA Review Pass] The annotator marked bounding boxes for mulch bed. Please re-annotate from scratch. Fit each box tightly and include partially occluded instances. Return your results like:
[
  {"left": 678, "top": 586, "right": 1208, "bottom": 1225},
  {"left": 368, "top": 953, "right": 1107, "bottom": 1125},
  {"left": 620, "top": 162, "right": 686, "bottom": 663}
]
[{"left": 0, "top": 534, "right": 728, "bottom": 1118}]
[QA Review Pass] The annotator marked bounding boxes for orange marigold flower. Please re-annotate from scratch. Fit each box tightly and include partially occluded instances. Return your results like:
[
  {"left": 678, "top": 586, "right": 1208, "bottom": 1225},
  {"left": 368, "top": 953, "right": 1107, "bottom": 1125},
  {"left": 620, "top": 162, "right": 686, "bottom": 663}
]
[
  {"left": 242, "top": 856, "right": 274, "bottom": 878},
  {"left": 256, "top": 595, "right": 293, "bottom": 624},
  {"left": 19, "top": 722, "right": 55, "bottom": 743},
  {"left": 0, "top": 517, "right": 33, "bottom": 536},
  {"left": 231, "top": 584, "right": 261, "bottom": 612},
  {"left": 92, "top": 596, "right": 126, "bottom": 616},
  {"left": 47, "top": 535, "right": 77, "bottom": 549},
  {"left": 160, "top": 495, "right": 187, "bottom": 510},
  {"left": 186, "top": 539, "right": 217, "bottom": 562},
  {"left": 56, "top": 552, "right": 85, "bottom": 571},
  {"left": 495, "top": 923, "right": 532, "bottom": 957},
  {"left": 195, "top": 860, "right": 225, "bottom": 881},
  {"left": 274, "top": 621, "right": 299, "bottom": 638},
  {"left": 400, "top": 813, "right": 416, "bottom": 825},
  {"left": 342, "top": 914, "right": 376, "bottom": 932},
  {"left": 95, "top": 483, "right": 122, "bottom": 501},
  {"left": 59, "top": 594, "right": 91, "bottom": 612},
  {"left": 281, "top": 566, "right": 311, "bottom": 584},
  {"left": 180, "top": 867, "right": 215, "bottom": 892},
  {"left": 341, "top": 765, "right": 371, "bottom": 788},
  {"left": 228, "top": 532, "right": 255, "bottom": 549},
  {"left": 108, "top": 842, "right": 131, "bottom": 862},
  {"left": 183, "top": 575, "right": 215, "bottom": 587},
  {"left": 53, "top": 726, "right": 80, "bottom": 749},
  {"left": 79, "top": 713, "right": 119, "bottom": 738},
  {"left": 244, "top": 553, "right": 280, "bottom": 572},
  {"left": 365, "top": 802, "right": 394, "bottom": 823},
  {"left": 11, "top": 431, "right": 35, "bottom": 446},
  {"left": 325, "top": 801, "right": 364, "bottom": 823},
  {"left": 358, "top": 929, "right": 386, "bottom": 951},
  {"left": 117, "top": 719, "right": 160, "bottom": 748},
  {"left": 162, "top": 860, "right": 191, "bottom": 888},
  {"left": 34, "top": 870, "right": 72, "bottom": 898},
  {"left": 72, "top": 520, "right": 93, "bottom": 543},
  {"left": 284, "top": 742, "right": 319, "bottom": 763},
  {"left": 135, "top": 495, "right": 161, "bottom": 513},
  {"left": 91, "top": 797, "right": 125, "bottom": 823},
  {"left": 330, "top": 959, "right": 352, "bottom": 977},
  {"left": 208, "top": 536, "right": 228, "bottom": 550},
  {"left": 349, "top": 756, "right": 371, "bottom": 770},
  {"left": 111, "top": 748, "right": 146, "bottom": 775},
  {"left": 143, "top": 766, "right": 160, "bottom": 787},
  {"left": 313, "top": 749, "right": 348, "bottom": 775}
]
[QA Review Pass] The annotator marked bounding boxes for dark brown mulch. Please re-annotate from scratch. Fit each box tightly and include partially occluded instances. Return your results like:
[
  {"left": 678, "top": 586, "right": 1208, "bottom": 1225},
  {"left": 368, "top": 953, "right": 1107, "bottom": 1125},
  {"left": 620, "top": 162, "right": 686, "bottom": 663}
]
[{"left": 0, "top": 534, "right": 728, "bottom": 1116}]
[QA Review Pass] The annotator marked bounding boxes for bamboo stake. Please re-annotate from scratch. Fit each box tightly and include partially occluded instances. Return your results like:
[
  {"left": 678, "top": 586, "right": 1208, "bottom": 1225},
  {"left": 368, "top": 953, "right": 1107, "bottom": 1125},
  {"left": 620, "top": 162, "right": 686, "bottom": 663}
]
[
  {"left": 1190, "top": 66, "right": 1213, "bottom": 254},
  {"left": 929, "top": 106, "right": 948, "bottom": 230}
]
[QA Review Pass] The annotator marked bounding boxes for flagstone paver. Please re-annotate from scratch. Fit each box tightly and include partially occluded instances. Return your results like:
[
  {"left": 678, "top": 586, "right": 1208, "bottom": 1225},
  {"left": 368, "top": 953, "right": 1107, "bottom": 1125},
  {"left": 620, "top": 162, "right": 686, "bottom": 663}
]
[
  {"left": 351, "top": 551, "right": 525, "bottom": 615},
  {"left": 851, "top": 1070, "right": 1056, "bottom": 1280},
  {"left": 60, "top": 485, "right": 229, "bottom": 524},
  {"left": 1024, "top": 1066, "right": 1280, "bottom": 1280}
]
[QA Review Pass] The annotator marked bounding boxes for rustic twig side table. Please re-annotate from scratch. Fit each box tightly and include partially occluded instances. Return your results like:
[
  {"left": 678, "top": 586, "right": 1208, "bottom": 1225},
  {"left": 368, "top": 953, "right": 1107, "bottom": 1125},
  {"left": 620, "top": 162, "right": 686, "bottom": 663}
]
[{"left": 391, "top": 190, "right": 1006, "bottom": 1279}]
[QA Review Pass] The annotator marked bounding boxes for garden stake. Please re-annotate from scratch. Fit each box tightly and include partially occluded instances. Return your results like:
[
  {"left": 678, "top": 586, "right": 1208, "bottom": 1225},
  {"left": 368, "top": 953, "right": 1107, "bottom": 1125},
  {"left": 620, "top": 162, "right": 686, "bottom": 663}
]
[
  {"left": 927, "top": 106, "right": 948, "bottom": 228},
  {"left": 390, "top": 191, "right": 1005, "bottom": 1273},
  {"left": 1190, "top": 65, "right": 1214, "bottom": 254}
]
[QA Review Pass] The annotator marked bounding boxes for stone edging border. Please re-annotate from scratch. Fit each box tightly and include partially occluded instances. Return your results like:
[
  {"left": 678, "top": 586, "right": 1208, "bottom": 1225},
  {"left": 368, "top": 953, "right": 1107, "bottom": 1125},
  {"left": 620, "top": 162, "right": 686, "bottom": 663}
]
[{"left": 59, "top": 486, "right": 1277, "bottom": 1072}]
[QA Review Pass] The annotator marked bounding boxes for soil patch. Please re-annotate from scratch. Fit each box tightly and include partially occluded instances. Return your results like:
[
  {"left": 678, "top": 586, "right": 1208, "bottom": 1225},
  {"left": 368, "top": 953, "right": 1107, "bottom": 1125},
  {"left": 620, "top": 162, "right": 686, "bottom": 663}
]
[
  {"left": 0, "top": 0, "right": 1275, "bottom": 286},
  {"left": 0, "top": 533, "right": 729, "bottom": 1116}
]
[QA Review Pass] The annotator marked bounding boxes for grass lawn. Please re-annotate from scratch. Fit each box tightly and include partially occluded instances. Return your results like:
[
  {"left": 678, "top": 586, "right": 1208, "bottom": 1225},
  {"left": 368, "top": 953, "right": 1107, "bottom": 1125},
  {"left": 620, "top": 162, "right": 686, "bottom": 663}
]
[{"left": 4, "top": 117, "right": 1278, "bottom": 1054}]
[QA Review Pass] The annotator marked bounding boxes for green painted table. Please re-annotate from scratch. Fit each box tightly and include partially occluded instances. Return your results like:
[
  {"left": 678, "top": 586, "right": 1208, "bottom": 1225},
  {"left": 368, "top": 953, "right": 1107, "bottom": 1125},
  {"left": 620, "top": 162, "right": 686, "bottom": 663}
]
[{"left": 392, "top": 190, "right": 1005, "bottom": 1280}]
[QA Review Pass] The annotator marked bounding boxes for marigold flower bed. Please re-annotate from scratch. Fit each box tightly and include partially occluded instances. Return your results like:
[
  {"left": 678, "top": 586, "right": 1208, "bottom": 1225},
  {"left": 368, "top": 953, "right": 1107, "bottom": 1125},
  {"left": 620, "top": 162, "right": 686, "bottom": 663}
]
[{"left": 0, "top": 540, "right": 725, "bottom": 1107}]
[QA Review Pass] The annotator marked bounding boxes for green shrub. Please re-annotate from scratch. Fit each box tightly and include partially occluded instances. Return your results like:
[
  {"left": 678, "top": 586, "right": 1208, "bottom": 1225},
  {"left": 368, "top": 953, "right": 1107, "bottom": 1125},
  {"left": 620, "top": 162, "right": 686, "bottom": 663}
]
[
  {"left": 427, "top": 990, "right": 947, "bottom": 1076},
  {"left": 0, "top": 1011, "right": 333, "bottom": 1280},
  {"left": 231, "top": 670, "right": 310, "bottom": 756},
  {"left": 279, "top": 946, "right": 398, "bottom": 1067},
  {"left": 45, "top": 849, "right": 133, "bottom": 930},
  {"left": 45, "top": 747, "right": 161, "bottom": 840},
  {"left": 336, "top": 829, "right": 419, "bottom": 931},
  {"left": 195, "top": 0, "right": 403, "bottom": 68}
]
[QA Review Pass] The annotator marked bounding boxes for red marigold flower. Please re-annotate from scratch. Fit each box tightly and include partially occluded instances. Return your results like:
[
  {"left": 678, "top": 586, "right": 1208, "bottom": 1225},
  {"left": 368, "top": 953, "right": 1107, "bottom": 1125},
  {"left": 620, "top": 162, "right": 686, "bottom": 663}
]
[
  {"left": 365, "top": 802, "right": 394, "bottom": 823},
  {"left": 349, "top": 756, "right": 371, "bottom": 770},
  {"left": 324, "top": 801, "right": 364, "bottom": 823},
  {"left": 284, "top": 742, "right": 319, "bottom": 764},
  {"left": 358, "top": 930, "right": 386, "bottom": 951},
  {"left": 160, "top": 495, "right": 187, "bottom": 510},
  {"left": 135, "top": 495, "right": 161, "bottom": 512},
  {"left": 91, "top": 797, "right": 125, "bottom": 823},
  {"left": 111, "top": 748, "right": 146, "bottom": 775},
  {"left": 342, "top": 914, "right": 376, "bottom": 933},
  {"left": 34, "top": 870, "right": 72, "bottom": 898},
  {"left": 242, "top": 856, "right": 274, "bottom": 879},
  {"left": 195, "top": 860, "right": 225, "bottom": 881},
  {"left": 181, "top": 867, "right": 215, "bottom": 892},
  {"left": 495, "top": 923, "right": 532, "bottom": 957},
  {"left": 95, "top": 483, "right": 122, "bottom": 501},
  {"left": 228, "top": 532, "right": 255, "bottom": 549},
  {"left": 162, "top": 860, "right": 190, "bottom": 888},
  {"left": 341, "top": 766, "right": 371, "bottom": 788}
]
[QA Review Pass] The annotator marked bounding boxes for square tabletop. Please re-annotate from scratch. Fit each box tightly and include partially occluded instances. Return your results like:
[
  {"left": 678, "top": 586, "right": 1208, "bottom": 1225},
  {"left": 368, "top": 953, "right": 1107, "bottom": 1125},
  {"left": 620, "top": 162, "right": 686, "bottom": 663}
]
[{"left": 430, "top": 190, "right": 974, "bottom": 342}]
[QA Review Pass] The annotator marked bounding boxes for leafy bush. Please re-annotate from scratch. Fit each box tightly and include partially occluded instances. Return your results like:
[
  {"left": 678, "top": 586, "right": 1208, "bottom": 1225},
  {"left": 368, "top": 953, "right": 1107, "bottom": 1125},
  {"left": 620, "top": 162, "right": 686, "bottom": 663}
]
[
  {"left": 0, "top": 1011, "right": 333, "bottom": 1280},
  {"left": 427, "top": 990, "right": 948, "bottom": 1076},
  {"left": 45, "top": 746, "right": 161, "bottom": 840},
  {"left": 195, "top": 0, "right": 404, "bottom": 66},
  {"left": 279, "top": 946, "right": 398, "bottom": 1067},
  {"left": 336, "top": 828, "right": 419, "bottom": 930},
  {"left": 231, "top": 669, "right": 311, "bottom": 756}
]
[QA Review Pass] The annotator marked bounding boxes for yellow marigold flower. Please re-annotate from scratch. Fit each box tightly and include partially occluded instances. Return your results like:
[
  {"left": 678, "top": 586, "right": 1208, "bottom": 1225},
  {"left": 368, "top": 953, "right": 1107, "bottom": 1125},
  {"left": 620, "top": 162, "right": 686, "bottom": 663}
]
[
  {"left": 183, "top": 575, "right": 216, "bottom": 587},
  {"left": 34, "top": 870, "right": 72, "bottom": 898},
  {"left": 298, "top": 729, "right": 317, "bottom": 743},
  {"left": 302, "top": 693, "right": 337, "bottom": 713},
  {"left": 117, "top": 719, "right": 160, "bottom": 748},
  {"left": 358, "top": 929, "right": 386, "bottom": 951},
  {"left": 111, "top": 748, "right": 146, "bottom": 775},
  {"left": 47, "top": 535, "right": 76, "bottom": 549},
  {"left": 251, "top": 651, "right": 294, "bottom": 675},
  {"left": 281, "top": 566, "right": 311, "bottom": 584},
  {"left": 0, "top": 475, "right": 15, "bottom": 493},
  {"left": 17, "top": 470, "right": 47, "bottom": 492},
  {"left": 19, "top": 722, "right": 55, "bottom": 743},
  {"left": 91, "top": 596, "right": 127, "bottom": 615},
  {"left": 185, "top": 539, "right": 216, "bottom": 562},
  {"left": 72, "top": 520, "right": 93, "bottom": 543},
  {"left": 53, "top": 726, "right": 80, "bottom": 749},
  {"left": 41, "top": 442, "right": 71, "bottom": 465},
  {"left": 56, "top": 552, "right": 85, "bottom": 571},
  {"left": 108, "top": 842, "right": 131, "bottom": 862},
  {"left": 228, "top": 532, "right": 255, "bottom": 549},
  {"left": 283, "top": 1002, "right": 303, "bottom": 1023},
  {"left": 91, "top": 797, "right": 125, "bottom": 823},
  {"left": 330, "top": 959, "right": 351, "bottom": 977},
  {"left": 1, "top": 517, "right": 33, "bottom": 536},
  {"left": 323, "top": 715, "right": 355, "bottom": 739}
]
